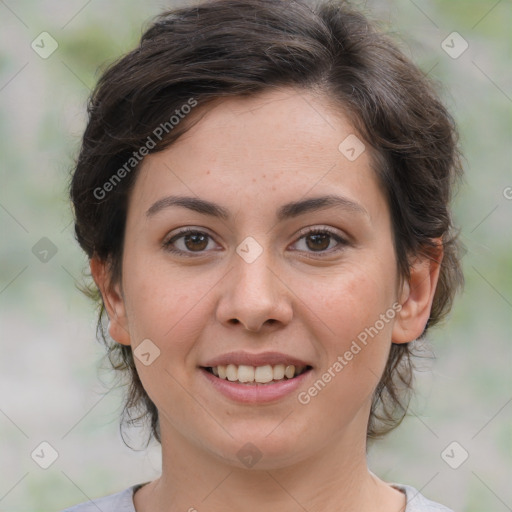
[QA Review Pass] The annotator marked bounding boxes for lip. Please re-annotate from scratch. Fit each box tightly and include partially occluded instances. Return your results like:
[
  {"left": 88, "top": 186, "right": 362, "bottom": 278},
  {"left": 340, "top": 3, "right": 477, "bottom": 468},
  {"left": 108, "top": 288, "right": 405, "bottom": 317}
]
[
  {"left": 200, "top": 366, "right": 313, "bottom": 404},
  {"left": 201, "top": 351, "right": 312, "bottom": 368}
]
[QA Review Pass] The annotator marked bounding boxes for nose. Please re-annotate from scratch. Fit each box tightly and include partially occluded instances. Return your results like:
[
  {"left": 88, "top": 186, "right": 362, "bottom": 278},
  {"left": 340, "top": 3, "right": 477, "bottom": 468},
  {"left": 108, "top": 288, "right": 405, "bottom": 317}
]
[{"left": 215, "top": 244, "right": 293, "bottom": 333}]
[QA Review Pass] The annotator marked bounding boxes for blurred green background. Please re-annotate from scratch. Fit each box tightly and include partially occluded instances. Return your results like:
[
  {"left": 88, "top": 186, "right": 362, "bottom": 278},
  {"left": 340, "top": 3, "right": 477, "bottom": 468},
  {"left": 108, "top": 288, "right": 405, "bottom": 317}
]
[{"left": 0, "top": 0, "right": 510, "bottom": 510}]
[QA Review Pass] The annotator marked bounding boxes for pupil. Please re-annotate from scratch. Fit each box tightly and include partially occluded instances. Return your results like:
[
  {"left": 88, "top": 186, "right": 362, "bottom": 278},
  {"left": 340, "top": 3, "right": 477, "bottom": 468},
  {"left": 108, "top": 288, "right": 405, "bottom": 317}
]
[
  {"left": 307, "top": 233, "right": 329, "bottom": 251},
  {"left": 185, "top": 233, "right": 208, "bottom": 251}
]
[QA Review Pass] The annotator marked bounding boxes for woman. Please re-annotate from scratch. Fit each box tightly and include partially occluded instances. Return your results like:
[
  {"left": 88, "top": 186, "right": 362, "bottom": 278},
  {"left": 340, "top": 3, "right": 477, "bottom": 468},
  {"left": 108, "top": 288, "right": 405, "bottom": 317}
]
[{"left": 62, "top": 0, "right": 464, "bottom": 510}]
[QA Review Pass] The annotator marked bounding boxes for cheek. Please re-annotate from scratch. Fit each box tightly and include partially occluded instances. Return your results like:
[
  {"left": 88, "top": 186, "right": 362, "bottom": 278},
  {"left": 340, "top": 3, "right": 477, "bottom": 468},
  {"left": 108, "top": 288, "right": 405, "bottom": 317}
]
[
  {"left": 122, "top": 253, "right": 215, "bottom": 352},
  {"left": 121, "top": 257, "right": 215, "bottom": 410},
  {"left": 296, "top": 258, "right": 397, "bottom": 400},
  {"left": 301, "top": 261, "right": 397, "bottom": 340}
]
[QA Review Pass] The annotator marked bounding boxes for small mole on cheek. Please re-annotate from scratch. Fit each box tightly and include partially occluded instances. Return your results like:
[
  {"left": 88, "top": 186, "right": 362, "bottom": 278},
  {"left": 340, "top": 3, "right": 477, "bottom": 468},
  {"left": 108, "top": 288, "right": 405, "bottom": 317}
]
[{"left": 206, "top": 170, "right": 210, "bottom": 175}]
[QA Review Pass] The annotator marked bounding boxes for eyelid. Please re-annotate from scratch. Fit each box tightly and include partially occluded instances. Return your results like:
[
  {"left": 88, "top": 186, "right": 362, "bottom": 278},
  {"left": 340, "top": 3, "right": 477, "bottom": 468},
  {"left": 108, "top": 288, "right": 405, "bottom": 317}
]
[
  {"left": 294, "top": 224, "right": 345, "bottom": 240},
  {"left": 290, "top": 225, "right": 350, "bottom": 254},
  {"left": 162, "top": 227, "right": 220, "bottom": 252}
]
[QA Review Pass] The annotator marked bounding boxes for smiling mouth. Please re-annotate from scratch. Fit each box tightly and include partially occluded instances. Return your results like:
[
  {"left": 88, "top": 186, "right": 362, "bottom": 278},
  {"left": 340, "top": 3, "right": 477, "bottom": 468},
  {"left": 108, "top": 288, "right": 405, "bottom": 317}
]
[{"left": 201, "top": 364, "right": 312, "bottom": 385}]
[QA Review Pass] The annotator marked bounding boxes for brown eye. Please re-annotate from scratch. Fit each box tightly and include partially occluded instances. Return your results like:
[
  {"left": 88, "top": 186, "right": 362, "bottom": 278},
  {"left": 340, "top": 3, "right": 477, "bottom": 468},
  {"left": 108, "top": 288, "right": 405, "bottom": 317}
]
[
  {"left": 163, "top": 229, "right": 216, "bottom": 255},
  {"left": 292, "top": 227, "right": 348, "bottom": 255},
  {"left": 182, "top": 232, "right": 209, "bottom": 251},
  {"left": 305, "top": 232, "right": 331, "bottom": 251}
]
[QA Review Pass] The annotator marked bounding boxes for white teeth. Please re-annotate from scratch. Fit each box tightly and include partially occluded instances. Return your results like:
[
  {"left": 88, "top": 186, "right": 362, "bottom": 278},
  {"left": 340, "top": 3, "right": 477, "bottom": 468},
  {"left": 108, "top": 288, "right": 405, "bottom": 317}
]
[
  {"left": 226, "top": 364, "right": 238, "bottom": 381},
  {"left": 273, "top": 364, "right": 285, "bottom": 380},
  {"left": 237, "top": 365, "right": 254, "bottom": 383},
  {"left": 254, "top": 365, "right": 273, "bottom": 383},
  {"left": 208, "top": 363, "right": 307, "bottom": 383},
  {"left": 285, "top": 365, "right": 295, "bottom": 379}
]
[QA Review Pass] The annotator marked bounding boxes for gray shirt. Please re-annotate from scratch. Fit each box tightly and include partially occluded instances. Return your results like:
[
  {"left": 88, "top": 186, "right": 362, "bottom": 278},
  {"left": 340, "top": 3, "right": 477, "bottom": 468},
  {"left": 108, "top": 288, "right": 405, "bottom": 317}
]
[{"left": 60, "top": 482, "right": 454, "bottom": 511}]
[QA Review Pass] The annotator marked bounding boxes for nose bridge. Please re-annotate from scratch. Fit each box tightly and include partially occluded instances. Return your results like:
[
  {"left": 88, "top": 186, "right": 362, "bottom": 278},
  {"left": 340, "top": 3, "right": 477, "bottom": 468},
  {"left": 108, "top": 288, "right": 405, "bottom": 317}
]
[
  {"left": 235, "top": 237, "right": 275, "bottom": 298},
  {"left": 216, "top": 235, "right": 292, "bottom": 331}
]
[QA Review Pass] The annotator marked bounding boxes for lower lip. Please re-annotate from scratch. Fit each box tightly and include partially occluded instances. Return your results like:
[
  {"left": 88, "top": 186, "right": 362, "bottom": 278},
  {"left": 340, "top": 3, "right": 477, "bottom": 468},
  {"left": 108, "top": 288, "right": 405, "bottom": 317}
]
[{"left": 199, "top": 367, "right": 312, "bottom": 404}]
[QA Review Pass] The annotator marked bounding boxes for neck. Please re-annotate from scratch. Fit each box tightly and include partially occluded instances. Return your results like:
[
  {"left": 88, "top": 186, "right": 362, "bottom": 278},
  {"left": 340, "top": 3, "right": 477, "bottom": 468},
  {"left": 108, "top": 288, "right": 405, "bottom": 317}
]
[{"left": 135, "top": 415, "right": 406, "bottom": 512}]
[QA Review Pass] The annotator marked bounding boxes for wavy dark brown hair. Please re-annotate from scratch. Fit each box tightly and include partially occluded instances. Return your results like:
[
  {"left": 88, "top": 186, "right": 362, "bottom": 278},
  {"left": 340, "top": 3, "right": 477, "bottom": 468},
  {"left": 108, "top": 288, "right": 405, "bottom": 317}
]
[{"left": 70, "top": 0, "right": 464, "bottom": 448}]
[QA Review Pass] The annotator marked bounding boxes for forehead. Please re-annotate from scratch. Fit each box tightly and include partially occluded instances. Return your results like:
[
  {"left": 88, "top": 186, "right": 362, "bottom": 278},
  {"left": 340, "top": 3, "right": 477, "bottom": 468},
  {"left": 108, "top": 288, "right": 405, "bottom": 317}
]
[
  {"left": 130, "top": 87, "right": 387, "bottom": 223},
  {"left": 173, "top": 88, "right": 357, "bottom": 162}
]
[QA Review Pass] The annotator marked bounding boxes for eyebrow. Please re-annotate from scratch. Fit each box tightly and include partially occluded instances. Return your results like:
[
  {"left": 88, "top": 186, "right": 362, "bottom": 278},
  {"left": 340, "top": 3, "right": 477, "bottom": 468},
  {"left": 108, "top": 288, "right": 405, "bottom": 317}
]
[{"left": 146, "top": 194, "right": 369, "bottom": 221}]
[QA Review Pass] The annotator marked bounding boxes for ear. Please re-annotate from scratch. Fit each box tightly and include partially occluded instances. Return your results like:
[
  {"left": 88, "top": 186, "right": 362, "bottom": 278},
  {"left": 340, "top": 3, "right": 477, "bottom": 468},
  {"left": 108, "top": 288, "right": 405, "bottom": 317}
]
[
  {"left": 392, "top": 239, "right": 443, "bottom": 344},
  {"left": 90, "top": 257, "right": 131, "bottom": 346}
]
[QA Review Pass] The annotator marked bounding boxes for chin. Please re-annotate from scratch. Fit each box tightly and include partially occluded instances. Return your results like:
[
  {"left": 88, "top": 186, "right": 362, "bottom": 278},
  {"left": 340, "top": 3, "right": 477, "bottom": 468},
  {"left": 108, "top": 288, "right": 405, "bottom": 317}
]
[{"left": 209, "top": 425, "right": 312, "bottom": 471}]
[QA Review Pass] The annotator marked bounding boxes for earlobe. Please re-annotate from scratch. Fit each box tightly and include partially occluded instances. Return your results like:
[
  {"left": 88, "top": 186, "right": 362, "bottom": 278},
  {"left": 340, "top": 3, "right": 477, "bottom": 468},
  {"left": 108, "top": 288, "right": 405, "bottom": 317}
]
[
  {"left": 392, "top": 241, "right": 443, "bottom": 344},
  {"left": 90, "top": 257, "right": 131, "bottom": 346}
]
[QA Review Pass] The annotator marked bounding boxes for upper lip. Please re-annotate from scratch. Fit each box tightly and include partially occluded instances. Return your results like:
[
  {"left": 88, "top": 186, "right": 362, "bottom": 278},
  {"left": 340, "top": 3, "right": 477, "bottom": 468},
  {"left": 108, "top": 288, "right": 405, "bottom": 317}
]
[{"left": 201, "top": 351, "right": 312, "bottom": 368}]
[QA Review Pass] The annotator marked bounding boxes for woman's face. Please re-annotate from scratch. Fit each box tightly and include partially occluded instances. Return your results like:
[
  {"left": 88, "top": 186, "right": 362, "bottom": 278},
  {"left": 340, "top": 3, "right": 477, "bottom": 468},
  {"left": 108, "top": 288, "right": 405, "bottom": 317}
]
[{"left": 97, "top": 87, "right": 434, "bottom": 469}]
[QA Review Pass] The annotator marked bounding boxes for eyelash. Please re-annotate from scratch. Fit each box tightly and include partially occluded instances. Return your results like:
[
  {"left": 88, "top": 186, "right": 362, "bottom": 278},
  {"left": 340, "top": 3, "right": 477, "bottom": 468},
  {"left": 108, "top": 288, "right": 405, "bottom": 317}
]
[{"left": 162, "top": 226, "right": 349, "bottom": 258}]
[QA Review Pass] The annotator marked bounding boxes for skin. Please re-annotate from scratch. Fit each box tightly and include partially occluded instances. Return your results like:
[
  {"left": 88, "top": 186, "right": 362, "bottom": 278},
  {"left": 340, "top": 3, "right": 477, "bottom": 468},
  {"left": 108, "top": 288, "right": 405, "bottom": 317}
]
[{"left": 91, "top": 87, "right": 442, "bottom": 512}]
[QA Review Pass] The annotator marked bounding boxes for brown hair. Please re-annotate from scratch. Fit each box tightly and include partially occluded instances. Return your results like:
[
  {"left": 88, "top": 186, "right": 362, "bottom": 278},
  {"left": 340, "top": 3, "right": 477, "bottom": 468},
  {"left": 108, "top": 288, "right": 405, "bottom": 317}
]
[{"left": 70, "top": 0, "right": 464, "bottom": 447}]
